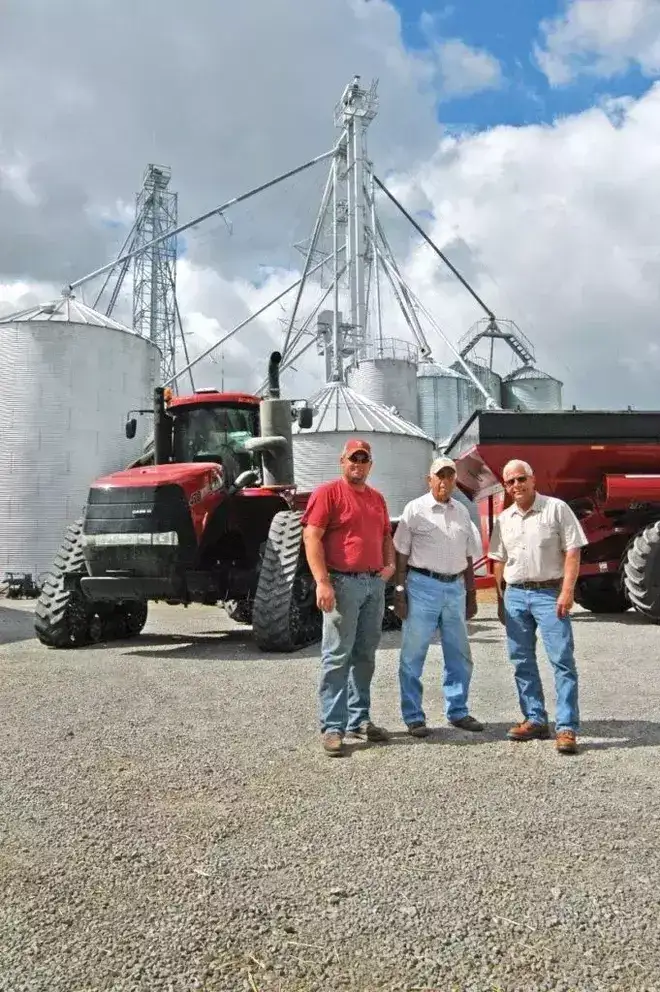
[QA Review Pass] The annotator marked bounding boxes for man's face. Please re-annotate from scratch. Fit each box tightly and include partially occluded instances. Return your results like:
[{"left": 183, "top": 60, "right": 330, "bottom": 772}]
[
  {"left": 429, "top": 467, "right": 456, "bottom": 502},
  {"left": 503, "top": 463, "right": 536, "bottom": 505},
  {"left": 341, "top": 449, "right": 372, "bottom": 485}
]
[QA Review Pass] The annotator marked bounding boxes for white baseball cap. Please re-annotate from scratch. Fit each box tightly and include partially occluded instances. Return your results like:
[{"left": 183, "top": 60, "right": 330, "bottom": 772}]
[{"left": 430, "top": 455, "right": 457, "bottom": 475}]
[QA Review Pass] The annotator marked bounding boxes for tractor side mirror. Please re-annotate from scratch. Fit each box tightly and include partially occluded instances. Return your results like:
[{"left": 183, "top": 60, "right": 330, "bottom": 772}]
[
  {"left": 297, "top": 405, "right": 313, "bottom": 430},
  {"left": 125, "top": 418, "right": 137, "bottom": 440}
]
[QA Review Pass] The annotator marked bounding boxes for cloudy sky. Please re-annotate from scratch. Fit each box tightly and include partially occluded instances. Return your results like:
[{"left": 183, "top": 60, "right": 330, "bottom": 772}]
[{"left": 2, "top": 0, "right": 660, "bottom": 409}]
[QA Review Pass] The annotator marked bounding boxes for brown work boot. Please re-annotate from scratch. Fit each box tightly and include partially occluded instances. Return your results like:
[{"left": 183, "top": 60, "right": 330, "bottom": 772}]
[
  {"left": 407, "top": 721, "right": 430, "bottom": 738},
  {"left": 555, "top": 730, "right": 578, "bottom": 754},
  {"left": 322, "top": 730, "right": 344, "bottom": 757},
  {"left": 345, "top": 721, "right": 390, "bottom": 743},
  {"left": 507, "top": 720, "right": 551, "bottom": 742}
]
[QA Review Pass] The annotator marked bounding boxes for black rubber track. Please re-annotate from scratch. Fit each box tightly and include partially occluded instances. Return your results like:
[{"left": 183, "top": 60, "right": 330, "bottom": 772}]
[
  {"left": 34, "top": 518, "right": 92, "bottom": 648},
  {"left": 623, "top": 520, "right": 660, "bottom": 622},
  {"left": 252, "top": 510, "right": 321, "bottom": 652},
  {"left": 34, "top": 519, "right": 150, "bottom": 648}
]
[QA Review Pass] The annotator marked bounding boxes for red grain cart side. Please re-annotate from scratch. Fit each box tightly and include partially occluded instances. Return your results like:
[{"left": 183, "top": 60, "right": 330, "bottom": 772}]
[{"left": 445, "top": 409, "right": 660, "bottom": 621}]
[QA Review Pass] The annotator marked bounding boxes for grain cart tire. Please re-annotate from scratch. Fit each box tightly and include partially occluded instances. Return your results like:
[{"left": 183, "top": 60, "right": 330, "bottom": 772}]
[
  {"left": 574, "top": 575, "right": 629, "bottom": 614},
  {"left": 34, "top": 519, "right": 93, "bottom": 648},
  {"left": 252, "top": 510, "right": 321, "bottom": 652},
  {"left": 623, "top": 521, "right": 660, "bottom": 623}
]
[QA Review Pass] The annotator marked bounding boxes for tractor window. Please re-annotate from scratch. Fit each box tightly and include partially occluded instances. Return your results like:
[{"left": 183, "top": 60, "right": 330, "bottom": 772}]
[{"left": 172, "top": 405, "right": 259, "bottom": 475}]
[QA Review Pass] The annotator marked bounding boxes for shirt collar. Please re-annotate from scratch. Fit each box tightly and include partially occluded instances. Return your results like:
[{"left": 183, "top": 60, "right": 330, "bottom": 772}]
[
  {"left": 423, "top": 491, "right": 454, "bottom": 511},
  {"left": 510, "top": 493, "right": 544, "bottom": 517}
]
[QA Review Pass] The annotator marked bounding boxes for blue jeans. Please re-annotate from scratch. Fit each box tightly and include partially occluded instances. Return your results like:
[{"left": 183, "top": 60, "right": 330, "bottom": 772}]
[
  {"left": 398, "top": 570, "right": 473, "bottom": 725},
  {"left": 319, "top": 572, "right": 385, "bottom": 734},
  {"left": 504, "top": 585, "right": 580, "bottom": 733}
]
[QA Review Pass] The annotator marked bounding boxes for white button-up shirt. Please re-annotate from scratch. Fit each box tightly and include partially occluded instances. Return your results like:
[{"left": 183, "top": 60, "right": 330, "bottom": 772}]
[
  {"left": 393, "top": 492, "right": 483, "bottom": 574},
  {"left": 488, "top": 493, "right": 588, "bottom": 584}
]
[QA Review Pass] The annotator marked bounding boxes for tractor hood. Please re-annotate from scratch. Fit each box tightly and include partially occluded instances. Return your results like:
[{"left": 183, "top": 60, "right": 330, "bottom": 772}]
[{"left": 93, "top": 463, "right": 224, "bottom": 492}]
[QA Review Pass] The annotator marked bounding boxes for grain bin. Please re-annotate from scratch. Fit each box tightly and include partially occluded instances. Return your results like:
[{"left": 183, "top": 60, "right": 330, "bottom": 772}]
[
  {"left": 417, "top": 361, "right": 477, "bottom": 444},
  {"left": 346, "top": 337, "right": 419, "bottom": 425},
  {"left": 451, "top": 356, "right": 502, "bottom": 408},
  {"left": 0, "top": 294, "right": 160, "bottom": 577},
  {"left": 292, "top": 381, "right": 434, "bottom": 518},
  {"left": 502, "top": 365, "right": 563, "bottom": 411}
]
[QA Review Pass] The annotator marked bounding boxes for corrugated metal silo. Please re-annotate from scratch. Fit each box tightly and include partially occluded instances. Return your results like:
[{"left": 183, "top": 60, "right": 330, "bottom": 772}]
[
  {"left": 452, "top": 357, "right": 502, "bottom": 407},
  {"left": 502, "top": 365, "right": 563, "bottom": 411},
  {"left": 416, "top": 362, "right": 476, "bottom": 444},
  {"left": 0, "top": 294, "right": 160, "bottom": 577},
  {"left": 292, "top": 381, "right": 434, "bottom": 518},
  {"left": 346, "top": 338, "right": 419, "bottom": 425}
]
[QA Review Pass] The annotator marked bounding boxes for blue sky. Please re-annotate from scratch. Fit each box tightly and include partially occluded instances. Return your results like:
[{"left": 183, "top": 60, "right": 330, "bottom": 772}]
[{"left": 391, "top": 0, "right": 651, "bottom": 128}]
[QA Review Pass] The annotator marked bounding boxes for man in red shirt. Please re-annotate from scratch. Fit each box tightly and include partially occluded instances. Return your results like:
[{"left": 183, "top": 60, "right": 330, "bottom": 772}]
[{"left": 302, "top": 439, "right": 395, "bottom": 756}]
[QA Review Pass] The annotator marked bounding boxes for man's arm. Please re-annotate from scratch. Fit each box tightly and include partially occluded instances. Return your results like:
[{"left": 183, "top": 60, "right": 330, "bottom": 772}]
[
  {"left": 302, "top": 525, "right": 336, "bottom": 612},
  {"left": 381, "top": 530, "right": 396, "bottom": 581},
  {"left": 557, "top": 548, "right": 581, "bottom": 618},
  {"left": 392, "top": 510, "right": 412, "bottom": 619}
]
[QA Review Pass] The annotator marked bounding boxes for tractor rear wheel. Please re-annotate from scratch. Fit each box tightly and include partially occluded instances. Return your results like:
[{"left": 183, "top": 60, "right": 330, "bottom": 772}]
[
  {"left": 623, "top": 521, "right": 660, "bottom": 623},
  {"left": 252, "top": 510, "right": 321, "bottom": 652},
  {"left": 574, "top": 575, "right": 629, "bottom": 614}
]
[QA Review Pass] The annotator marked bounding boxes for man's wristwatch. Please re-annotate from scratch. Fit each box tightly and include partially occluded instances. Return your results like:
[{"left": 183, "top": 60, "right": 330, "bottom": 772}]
[{"left": 394, "top": 584, "right": 405, "bottom": 593}]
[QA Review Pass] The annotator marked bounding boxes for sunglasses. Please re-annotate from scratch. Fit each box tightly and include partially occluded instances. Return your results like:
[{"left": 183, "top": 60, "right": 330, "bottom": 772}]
[
  {"left": 348, "top": 453, "right": 370, "bottom": 464},
  {"left": 504, "top": 475, "right": 528, "bottom": 487}
]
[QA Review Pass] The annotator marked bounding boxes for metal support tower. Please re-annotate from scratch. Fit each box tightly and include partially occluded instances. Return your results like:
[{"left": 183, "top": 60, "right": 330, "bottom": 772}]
[
  {"left": 334, "top": 76, "right": 378, "bottom": 360},
  {"left": 132, "top": 164, "right": 178, "bottom": 383}
]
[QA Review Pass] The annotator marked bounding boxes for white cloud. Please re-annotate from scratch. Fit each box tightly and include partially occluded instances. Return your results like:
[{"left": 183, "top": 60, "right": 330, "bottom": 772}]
[
  {"left": 535, "top": 0, "right": 660, "bottom": 85},
  {"left": 433, "top": 38, "right": 504, "bottom": 98}
]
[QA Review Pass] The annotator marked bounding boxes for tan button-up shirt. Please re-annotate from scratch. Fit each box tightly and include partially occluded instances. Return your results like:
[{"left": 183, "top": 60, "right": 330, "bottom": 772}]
[
  {"left": 394, "top": 492, "right": 483, "bottom": 574},
  {"left": 488, "top": 493, "right": 588, "bottom": 584}
]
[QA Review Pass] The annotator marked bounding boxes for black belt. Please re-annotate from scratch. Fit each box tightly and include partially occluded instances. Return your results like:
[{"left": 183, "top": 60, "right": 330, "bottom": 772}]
[
  {"left": 408, "top": 566, "right": 461, "bottom": 583},
  {"left": 507, "top": 579, "right": 562, "bottom": 590},
  {"left": 330, "top": 569, "right": 380, "bottom": 577}
]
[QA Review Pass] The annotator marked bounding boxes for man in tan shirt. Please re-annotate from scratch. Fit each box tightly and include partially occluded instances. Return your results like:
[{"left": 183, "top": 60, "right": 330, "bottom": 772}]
[{"left": 488, "top": 459, "right": 588, "bottom": 754}]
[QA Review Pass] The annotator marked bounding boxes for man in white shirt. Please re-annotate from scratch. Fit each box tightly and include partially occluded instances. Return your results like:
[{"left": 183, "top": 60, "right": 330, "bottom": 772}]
[
  {"left": 393, "top": 456, "right": 484, "bottom": 737},
  {"left": 488, "top": 459, "right": 588, "bottom": 755}
]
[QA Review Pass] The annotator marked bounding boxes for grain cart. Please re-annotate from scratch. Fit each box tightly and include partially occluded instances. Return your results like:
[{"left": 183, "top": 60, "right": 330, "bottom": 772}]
[
  {"left": 445, "top": 408, "right": 660, "bottom": 620},
  {"left": 34, "top": 351, "right": 324, "bottom": 651}
]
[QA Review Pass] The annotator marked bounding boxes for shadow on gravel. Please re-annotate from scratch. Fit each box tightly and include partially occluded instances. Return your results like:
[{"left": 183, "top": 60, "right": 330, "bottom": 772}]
[
  {"left": 0, "top": 604, "right": 37, "bottom": 646},
  {"left": 384, "top": 720, "right": 660, "bottom": 752},
  {"left": 121, "top": 631, "right": 321, "bottom": 663},
  {"left": 572, "top": 611, "right": 659, "bottom": 626}
]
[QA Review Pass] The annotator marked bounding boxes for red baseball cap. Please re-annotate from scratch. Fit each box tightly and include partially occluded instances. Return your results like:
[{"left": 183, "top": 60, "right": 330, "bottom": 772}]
[{"left": 342, "top": 438, "right": 372, "bottom": 458}]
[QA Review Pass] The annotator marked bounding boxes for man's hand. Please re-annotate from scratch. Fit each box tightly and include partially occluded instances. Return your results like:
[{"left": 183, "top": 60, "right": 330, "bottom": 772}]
[
  {"left": 379, "top": 563, "right": 395, "bottom": 582},
  {"left": 497, "top": 594, "right": 506, "bottom": 625},
  {"left": 393, "top": 589, "right": 408, "bottom": 620},
  {"left": 316, "top": 579, "right": 336, "bottom": 613},
  {"left": 465, "top": 589, "right": 478, "bottom": 620},
  {"left": 556, "top": 588, "right": 574, "bottom": 618}
]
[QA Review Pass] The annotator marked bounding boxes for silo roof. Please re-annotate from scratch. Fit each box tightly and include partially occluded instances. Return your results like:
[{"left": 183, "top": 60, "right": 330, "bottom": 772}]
[
  {"left": 417, "top": 361, "right": 468, "bottom": 380},
  {"left": 0, "top": 293, "right": 132, "bottom": 332},
  {"left": 505, "top": 364, "right": 561, "bottom": 383},
  {"left": 294, "top": 381, "right": 432, "bottom": 439}
]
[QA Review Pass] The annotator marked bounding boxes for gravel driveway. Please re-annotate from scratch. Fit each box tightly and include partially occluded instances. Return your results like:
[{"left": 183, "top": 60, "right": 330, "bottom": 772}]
[{"left": 1, "top": 598, "right": 659, "bottom": 992}]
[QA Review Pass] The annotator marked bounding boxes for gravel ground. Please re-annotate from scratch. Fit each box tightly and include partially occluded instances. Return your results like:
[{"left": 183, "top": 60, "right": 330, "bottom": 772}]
[{"left": 1, "top": 597, "right": 660, "bottom": 992}]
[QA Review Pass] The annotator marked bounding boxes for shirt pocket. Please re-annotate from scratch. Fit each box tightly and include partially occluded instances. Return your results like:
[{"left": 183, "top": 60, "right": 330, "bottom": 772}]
[{"left": 536, "top": 521, "right": 557, "bottom": 548}]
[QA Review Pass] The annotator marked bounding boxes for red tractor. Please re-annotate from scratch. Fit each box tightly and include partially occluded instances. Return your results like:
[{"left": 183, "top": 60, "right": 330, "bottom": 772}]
[
  {"left": 446, "top": 408, "right": 660, "bottom": 621},
  {"left": 34, "top": 352, "right": 324, "bottom": 651}
]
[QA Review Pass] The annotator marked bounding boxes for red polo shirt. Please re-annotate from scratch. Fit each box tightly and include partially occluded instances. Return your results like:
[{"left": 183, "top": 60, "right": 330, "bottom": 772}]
[{"left": 301, "top": 478, "right": 390, "bottom": 572}]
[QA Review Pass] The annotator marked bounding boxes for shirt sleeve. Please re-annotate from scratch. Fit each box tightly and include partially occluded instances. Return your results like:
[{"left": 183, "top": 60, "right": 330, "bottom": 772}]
[
  {"left": 301, "top": 484, "right": 333, "bottom": 530},
  {"left": 468, "top": 520, "right": 483, "bottom": 560},
  {"left": 557, "top": 501, "right": 588, "bottom": 551},
  {"left": 380, "top": 493, "right": 391, "bottom": 536},
  {"left": 488, "top": 516, "right": 506, "bottom": 561},
  {"left": 392, "top": 503, "right": 412, "bottom": 555}
]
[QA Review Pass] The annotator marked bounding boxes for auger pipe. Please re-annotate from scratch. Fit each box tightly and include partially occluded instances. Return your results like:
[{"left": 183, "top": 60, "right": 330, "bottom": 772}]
[
  {"left": 373, "top": 174, "right": 496, "bottom": 321},
  {"left": 66, "top": 145, "right": 340, "bottom": 294}
]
